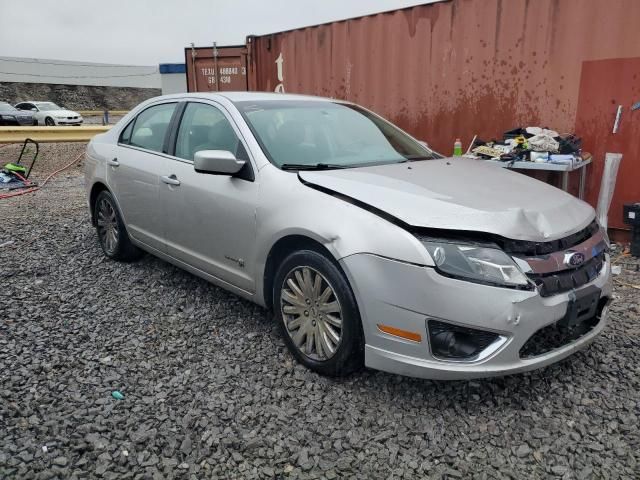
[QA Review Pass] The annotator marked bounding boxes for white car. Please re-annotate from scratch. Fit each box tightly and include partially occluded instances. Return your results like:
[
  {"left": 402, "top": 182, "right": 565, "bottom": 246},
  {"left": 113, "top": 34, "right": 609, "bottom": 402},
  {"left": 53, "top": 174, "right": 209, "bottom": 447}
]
[{"left": 14, "top": 101, "right": 83, "bottom": 126}]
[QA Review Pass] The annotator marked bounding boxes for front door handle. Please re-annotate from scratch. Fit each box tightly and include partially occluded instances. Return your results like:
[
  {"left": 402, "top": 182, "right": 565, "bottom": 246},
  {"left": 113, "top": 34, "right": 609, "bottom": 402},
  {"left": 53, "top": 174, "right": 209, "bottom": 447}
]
[
  {"left": 161, "top": 174, "right": 181, "bottom": 186},
  {"left": 107, "top": 158, "right": 119, "bottom": 167}
]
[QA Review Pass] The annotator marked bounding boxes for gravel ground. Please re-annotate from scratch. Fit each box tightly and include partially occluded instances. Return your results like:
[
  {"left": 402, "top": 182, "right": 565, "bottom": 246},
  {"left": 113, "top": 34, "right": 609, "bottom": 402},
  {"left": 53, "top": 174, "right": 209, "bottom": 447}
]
[{"left": 1, "top": 147, "right": 639, "bottom": 479}]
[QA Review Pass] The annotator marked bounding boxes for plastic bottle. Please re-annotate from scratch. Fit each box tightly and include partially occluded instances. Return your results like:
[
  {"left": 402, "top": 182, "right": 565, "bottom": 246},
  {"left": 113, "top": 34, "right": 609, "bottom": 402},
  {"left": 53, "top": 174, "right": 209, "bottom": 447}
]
[{"left": 453, "top": 138, "right": 463, "bottom": 156}]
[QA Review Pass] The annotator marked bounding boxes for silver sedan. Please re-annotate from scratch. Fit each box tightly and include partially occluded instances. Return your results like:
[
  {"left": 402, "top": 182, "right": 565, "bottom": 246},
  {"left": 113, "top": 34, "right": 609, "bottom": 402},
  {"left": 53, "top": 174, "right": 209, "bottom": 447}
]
[{"left": 85, "top": 92, "right": 612, "bottom": 379}]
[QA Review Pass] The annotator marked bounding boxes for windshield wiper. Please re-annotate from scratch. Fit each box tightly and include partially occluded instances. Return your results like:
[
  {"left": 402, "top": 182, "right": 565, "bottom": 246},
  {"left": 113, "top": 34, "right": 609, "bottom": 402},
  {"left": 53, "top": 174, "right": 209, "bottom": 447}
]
[
  {"left": 280, "top": 163, "right": 348, "bottom": 171},
  {"left": 398, "top": 155, "right": 435, "bottom": 162}
]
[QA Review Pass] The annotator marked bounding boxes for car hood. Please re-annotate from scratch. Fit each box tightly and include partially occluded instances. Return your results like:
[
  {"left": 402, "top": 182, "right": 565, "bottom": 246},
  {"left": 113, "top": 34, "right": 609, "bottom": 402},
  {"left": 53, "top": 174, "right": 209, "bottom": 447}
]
[
  {"left": 298, "top": 158, "right": 595, "bottom": 242},
  {"left": 48, "top": 109, "right": 80, "bottom": 117}
]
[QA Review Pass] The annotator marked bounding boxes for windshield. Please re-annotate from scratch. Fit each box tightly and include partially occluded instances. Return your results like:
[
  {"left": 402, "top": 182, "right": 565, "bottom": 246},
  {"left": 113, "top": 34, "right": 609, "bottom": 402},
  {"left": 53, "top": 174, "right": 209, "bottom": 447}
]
[
  {"left": 236, "top": 100, "right": 439, "bottom": 169},
  {"left": 0, "top": 102, "right": 17, "bottom": 111},
  {"left": 36, "top": 102, "right": 61, "bottom": 111}
]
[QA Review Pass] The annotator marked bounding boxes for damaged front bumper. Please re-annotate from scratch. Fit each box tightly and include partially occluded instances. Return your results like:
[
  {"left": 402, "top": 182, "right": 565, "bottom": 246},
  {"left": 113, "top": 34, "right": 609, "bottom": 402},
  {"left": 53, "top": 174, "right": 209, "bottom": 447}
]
[{"left": 340, "top": 252, "right": 612, "bottom": 380}]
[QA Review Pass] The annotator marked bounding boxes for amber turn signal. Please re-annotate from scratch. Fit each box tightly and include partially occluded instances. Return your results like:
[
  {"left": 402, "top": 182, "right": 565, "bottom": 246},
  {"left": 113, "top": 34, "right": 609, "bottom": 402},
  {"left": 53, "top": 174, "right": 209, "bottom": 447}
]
[{"left": 377, "top": 324, "right": 422, "bottom": 343}]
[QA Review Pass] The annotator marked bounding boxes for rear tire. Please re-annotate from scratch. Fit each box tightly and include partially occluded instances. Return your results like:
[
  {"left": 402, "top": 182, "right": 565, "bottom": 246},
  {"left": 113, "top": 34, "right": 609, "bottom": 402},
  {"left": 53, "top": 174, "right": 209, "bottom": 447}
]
[
  {"left": 94, "top": 190, "right": 143, "bottom": 262},
  {"left": 273, "top": 249, "right": 364, "bottom": 376},
  {"left": 45, "top": 117, "right": 55, "bottom": 126}
]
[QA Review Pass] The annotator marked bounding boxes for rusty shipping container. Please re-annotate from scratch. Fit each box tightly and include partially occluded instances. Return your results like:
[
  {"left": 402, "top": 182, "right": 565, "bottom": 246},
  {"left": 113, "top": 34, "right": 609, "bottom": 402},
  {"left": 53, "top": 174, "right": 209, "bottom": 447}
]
[
  {"left": 185, "top": 45, "right": 248, "bottom": 92},
  {"left": 246, "top": 0, "right": 640, "bottom": 236}
]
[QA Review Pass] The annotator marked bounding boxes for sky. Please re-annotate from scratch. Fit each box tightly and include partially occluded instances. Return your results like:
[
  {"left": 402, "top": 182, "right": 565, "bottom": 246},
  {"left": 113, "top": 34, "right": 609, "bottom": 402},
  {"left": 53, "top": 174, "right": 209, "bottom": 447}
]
[{"left": 0, "top": 0, "right": 433, "bottom": 66}]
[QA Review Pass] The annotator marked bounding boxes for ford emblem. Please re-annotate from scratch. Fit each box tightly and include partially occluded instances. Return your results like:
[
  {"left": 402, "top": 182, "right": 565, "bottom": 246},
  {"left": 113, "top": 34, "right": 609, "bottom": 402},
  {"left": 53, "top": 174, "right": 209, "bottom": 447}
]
[{"left": 563, "top": 251, "right": 585, "bottom": 267}]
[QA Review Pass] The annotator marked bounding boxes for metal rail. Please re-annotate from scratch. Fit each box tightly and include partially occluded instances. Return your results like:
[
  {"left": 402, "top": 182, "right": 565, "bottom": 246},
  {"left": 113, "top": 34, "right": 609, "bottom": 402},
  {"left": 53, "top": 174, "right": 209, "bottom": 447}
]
[
  {"left": 0, "top": 126, "right": 111, "bottom": 144},
  {"left": 77, "top": 110, "right": 129, "bottom": 116}
]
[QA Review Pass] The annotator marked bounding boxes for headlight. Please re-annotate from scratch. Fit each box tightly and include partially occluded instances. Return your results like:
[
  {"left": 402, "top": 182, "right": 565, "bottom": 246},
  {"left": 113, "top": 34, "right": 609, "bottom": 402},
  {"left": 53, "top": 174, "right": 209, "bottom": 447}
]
[
  {"left": 0, "top": 114, "right": 15, "bottom": 120},
  {"left": 421, "top": 239, "right": 531, "bottom": 288}
]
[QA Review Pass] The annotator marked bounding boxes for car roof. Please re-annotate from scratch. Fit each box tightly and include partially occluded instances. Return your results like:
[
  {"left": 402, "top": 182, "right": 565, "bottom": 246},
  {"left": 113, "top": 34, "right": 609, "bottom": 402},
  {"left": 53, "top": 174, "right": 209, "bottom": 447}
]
[
  {"left": 162, "top": 91, "right": 346, "bottom": 104},
  {"left": 16, "top": 101, "right": 55, "bottom": 105}
]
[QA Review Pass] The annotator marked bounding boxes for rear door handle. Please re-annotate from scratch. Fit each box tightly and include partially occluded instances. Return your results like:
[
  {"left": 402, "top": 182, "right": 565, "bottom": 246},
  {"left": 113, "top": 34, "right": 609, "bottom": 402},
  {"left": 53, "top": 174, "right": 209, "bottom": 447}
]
[
  {"left": 161, "top": 174, "right": 181, "bottom": 186},
  {"left": 107, "top": 158, "right": 119, "bottom": 167}
]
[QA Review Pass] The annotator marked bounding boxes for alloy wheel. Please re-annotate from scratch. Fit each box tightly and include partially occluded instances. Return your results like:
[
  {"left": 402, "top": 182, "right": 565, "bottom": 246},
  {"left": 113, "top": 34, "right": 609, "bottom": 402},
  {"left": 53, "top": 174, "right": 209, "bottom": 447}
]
[
  {"left": 280, "top": 266, "right": 343, "bottom": 361},
  {"left": 96, "top": 198, "right": 119, "bottom": 255}
]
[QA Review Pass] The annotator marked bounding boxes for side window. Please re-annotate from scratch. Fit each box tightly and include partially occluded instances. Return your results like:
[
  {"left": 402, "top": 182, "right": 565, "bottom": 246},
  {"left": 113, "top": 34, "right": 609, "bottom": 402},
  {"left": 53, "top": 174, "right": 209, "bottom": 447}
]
[
  {"left": 175, "top": 103, "right": 242, "bottom": 161},
  {"left": 129, "top": 103, "right": 176, "bottom": 153},
  {"left": 119, "top": 120, "right": 134, "bottom": 144}
]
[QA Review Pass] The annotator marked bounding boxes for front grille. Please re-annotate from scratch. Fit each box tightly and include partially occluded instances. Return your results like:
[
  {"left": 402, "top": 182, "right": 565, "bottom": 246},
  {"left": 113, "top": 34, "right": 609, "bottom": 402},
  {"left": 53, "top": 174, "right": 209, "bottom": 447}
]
[
  {"left": 502, "top": 220, "right": 599, "bottom": 256},
  {"left": 527, "top": 251, "right": 605, "bottom": 297},
  {"left": 519, "top": 298, "right": 607, "bottom": 358}
]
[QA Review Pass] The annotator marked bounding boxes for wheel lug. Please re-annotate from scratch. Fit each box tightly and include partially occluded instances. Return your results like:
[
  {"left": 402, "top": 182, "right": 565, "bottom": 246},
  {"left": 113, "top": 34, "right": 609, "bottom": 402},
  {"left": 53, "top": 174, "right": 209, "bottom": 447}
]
[
  {"left": 304, "top": 311, "right": 309, "bottom": 316},
  {"left": 312, "top": 320, "right": 316, "bottom": 326}
]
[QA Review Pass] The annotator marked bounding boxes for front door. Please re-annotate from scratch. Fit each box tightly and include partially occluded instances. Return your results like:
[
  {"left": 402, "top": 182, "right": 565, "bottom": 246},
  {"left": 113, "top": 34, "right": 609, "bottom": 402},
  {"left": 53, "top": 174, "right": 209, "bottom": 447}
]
[
  {"left": 109, "top": 102, "right": 177, "bottom": 252},
  {"left": 160, "top": 101, "right": 258, "bottom": 292},
  {"left": 575, "top": 57, "right": 640, "bottom": 238}
]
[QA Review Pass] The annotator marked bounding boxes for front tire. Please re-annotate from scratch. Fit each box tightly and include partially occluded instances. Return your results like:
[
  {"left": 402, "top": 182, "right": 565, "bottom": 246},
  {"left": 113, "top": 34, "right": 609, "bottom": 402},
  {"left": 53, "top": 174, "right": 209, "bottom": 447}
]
[
  {"left": 94, "top": 190, "right": 143, "bottom": 262},
  {"left": 273, "top": 249, "right": 363, "bottom": 376},
  {"left": 45, "top": 117, "right": 55, "bottom": 126}
]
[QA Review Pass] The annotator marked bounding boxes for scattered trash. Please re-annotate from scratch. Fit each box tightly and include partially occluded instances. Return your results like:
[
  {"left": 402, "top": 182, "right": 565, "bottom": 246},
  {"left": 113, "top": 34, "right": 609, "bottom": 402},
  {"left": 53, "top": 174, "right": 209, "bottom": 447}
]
[
  {"left": 615, "top": 279, "right": 640, "bottom": 290},
  {"left": 467, "top": 126, "right": 583, "bottom": 164},
  {"left": 0, "top": 240, "right": 14, "bottom": 248},
  {"left": 42, "top": 446, "right": 48, "bottom": 453},
  {"left": 111, "top": 390, "right": 125, "bottom": 400},
  {"left": 99, "top": 356, "right": 112, "bottom": 364},
  {"left": 122, "top": 450, "right": 129, "bottom": 457},
  {"left": 611, "top": 265, "right": 622, "bottom": 275}
]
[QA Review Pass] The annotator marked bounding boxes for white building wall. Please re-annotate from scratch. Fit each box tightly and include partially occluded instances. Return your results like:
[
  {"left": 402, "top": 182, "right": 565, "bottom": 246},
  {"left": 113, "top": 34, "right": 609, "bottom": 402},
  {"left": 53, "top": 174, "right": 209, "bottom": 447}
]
[
  {"left": 161, "top": 73, "right": 187, "bottom": 95},
  {"left": 0, "top": 56, "right": 160, "bottom": 88}
]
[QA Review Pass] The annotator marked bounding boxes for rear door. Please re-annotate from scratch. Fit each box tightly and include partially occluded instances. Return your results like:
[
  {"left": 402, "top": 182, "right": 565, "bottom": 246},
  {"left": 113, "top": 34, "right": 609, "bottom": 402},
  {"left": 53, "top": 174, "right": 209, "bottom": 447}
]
[
  {"left": 160, "top": 100, "right": 258, "bottom": 292},
  {"left": 109, "top": 102, "right": 177, "bottom": 252}
]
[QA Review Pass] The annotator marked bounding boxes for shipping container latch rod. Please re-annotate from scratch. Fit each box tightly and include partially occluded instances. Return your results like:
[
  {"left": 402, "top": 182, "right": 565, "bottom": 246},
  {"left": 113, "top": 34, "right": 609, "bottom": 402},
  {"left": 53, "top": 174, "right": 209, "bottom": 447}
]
[{"left": 213, "top": 41, "right": 219, "bottom": 92}]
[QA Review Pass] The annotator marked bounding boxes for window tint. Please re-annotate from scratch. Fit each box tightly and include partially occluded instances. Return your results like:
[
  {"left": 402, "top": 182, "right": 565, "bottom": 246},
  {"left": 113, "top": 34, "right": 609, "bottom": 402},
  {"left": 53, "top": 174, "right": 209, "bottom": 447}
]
[
  {"left": 119, "top": 120, "right": 134, "bottom": 144},
  {"left": 129, "top": 103, "right": 176, "bottom": 153},
  {"left": 175, "top": 103, "right": 241, "bottom": 161}
]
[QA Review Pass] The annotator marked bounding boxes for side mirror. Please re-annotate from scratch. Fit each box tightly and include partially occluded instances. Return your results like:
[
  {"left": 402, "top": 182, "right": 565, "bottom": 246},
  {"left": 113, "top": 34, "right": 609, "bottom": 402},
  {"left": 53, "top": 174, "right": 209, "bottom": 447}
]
[
  {"left": 30, "top": 108, "right": 37, "bottom": 112},
  {"left": 194, "top": 150, "right": 245, "bottom": 175},
  {"left": 419, "top": 140, "right": 430, "bottom": 149}
]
